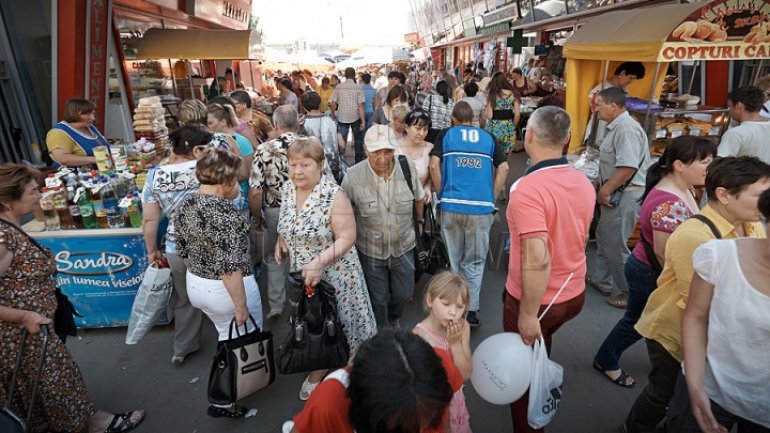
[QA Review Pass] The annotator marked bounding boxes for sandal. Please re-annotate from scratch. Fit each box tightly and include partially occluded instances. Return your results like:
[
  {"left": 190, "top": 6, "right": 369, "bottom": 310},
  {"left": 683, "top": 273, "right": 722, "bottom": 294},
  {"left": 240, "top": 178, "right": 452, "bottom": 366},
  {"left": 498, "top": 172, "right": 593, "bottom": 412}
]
[
  {"left": 299, "top": 376, "right": 320, "bottom": 401},
  {"left": 207, "top": 405, "right": 247, "bottom": 418},
  {"left": 593, "top": 361, "right": 635, "bottom": 388},
  {"left": 103, "top": 411, "right": 145, "bottom": 433}
]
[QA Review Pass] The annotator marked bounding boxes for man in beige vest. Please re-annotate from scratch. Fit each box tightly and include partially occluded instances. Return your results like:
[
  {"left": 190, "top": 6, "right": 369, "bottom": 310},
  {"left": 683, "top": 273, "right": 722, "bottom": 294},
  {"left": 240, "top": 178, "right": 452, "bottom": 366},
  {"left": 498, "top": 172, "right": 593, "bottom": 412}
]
[{"left": 341, "top": 124, "right": 424, "bottom": 328}]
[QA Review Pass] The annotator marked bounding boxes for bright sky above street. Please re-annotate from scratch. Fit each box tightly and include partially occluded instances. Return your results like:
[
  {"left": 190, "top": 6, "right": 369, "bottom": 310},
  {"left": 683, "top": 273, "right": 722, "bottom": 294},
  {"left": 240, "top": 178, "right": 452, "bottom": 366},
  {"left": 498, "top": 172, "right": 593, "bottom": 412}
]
[{"left": 253, "top": 0, "right": 412, "bottom": 47}]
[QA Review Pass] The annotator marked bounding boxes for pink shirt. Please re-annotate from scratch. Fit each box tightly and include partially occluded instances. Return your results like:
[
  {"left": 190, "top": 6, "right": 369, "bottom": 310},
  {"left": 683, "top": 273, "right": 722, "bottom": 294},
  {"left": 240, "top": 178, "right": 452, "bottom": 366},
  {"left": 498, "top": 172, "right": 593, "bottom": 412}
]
[
  {"left": 631, "top": 188, "right": 693, "bottom": 266},
  {"left": 506, "top": 160, "right": 596, "bottom": 305}
]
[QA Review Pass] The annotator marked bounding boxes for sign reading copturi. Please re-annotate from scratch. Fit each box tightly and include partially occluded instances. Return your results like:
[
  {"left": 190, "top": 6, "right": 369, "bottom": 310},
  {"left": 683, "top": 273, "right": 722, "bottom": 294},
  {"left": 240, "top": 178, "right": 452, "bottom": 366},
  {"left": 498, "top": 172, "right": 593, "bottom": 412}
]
[
  {"left": 35, "top": 231, "right": 169, "bottom": 328},
  {"left": 661, "top": 0, "right": 770, "bottom": 61},
  {"left": 85, "top": 0, "right": 111, "bottom": 133}
]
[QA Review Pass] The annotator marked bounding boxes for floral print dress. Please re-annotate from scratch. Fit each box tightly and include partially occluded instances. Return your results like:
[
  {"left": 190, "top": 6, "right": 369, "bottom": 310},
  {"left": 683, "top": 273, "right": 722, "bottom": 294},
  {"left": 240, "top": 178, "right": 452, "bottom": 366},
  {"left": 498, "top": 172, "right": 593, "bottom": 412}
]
[
  {"left": 484, "top": 95, "right": 518, "bottom": 154},
  {"left": 277, "top": 177, "right": 377, "bottom": 354},
  {"left": 0, "top": 220, "right": 95, "bottom": 432}
]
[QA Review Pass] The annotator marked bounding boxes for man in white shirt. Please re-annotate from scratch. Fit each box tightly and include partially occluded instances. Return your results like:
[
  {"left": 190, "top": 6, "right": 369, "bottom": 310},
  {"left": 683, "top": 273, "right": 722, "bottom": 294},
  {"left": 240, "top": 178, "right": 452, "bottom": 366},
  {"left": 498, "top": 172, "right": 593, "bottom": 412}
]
[{"left": 718, "top": 86, "right": 770, "bottom": 165}]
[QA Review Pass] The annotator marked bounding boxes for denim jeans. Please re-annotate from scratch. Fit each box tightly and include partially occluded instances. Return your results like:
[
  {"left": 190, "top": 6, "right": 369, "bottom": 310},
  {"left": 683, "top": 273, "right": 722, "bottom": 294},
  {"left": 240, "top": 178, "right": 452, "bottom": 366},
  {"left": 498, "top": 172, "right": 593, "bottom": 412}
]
[
  {"left": 358, "top": 249, "right": 414, "bottom": 328},
  {"left": 364, "top": 111, "right": 374, "bottom": 131},
  {"left": 594, "top": 254, "right": 659, "bottom": 370},
  {"left": 338, "top": 119, "right": 365, "bottom": 163},
  {"left": 440, "top": 211, "right": 494, "bottom": 311}
]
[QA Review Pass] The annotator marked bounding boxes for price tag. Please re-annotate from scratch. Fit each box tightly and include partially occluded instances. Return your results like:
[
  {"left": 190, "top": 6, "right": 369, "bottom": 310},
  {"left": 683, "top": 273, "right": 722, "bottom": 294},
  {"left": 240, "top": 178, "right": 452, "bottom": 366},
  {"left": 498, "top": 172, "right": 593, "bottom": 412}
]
[
  {"left": 655, "top": 129, "right": 667, "bottom": 139},
  {"left": 45, "top": 177, "right": 62, "bottom": 189},
  {"left": 118, "top": 197, "right": 133, "bottom": 209},
  {"left": 709, "top": 126, "right": 720, "bottom": 136},
  {"left": 689, "top": 128, "right": 701, "bottom": 136},
  {"left": 670, "top": 129, "right": 684, "bottom": 138}
]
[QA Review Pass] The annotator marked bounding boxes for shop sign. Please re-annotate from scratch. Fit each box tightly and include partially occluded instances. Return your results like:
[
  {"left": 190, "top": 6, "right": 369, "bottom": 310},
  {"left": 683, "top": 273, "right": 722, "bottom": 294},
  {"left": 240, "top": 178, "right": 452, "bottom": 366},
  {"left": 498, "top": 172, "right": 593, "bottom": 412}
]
[
  {"left": 480, "top": 22, "right": 512, "bottom": 36},
  {"left": 37, "top": 232, "right": 169, "bottom": 328},
  {"left": 405, "top": 32, "right": 421, "bottom": 44},
  {"left": 661, "top": 0, "right": 770, "bottom": 61},
  {"left": 482, "top": 2, "right": 518, "bottom": 26},
  {"left": 463, "top": 18, "right": 477, "bottom": 38},
  {"left": 84, "top": 0, "right": 111, "bottom": 133}
]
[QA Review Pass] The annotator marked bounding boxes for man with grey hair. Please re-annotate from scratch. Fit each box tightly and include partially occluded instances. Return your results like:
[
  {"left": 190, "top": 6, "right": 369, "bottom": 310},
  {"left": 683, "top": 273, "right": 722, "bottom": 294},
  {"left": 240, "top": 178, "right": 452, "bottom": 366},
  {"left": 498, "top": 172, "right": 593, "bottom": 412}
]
[
  {"left": 249, "top": 104, "right": 301, "bottom": 319},
  {"left": 589, "top": 86, "right": 650, "bottom": 309},
  {"left": 503, "top": 106, "right": 596, "bottom": 432}
]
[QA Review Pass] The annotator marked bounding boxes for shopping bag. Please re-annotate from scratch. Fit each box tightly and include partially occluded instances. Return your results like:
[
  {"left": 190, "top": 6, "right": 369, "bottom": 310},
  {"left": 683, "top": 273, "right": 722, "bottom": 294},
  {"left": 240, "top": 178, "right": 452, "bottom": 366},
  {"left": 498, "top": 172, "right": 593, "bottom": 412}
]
[
  {"left": 125, "top": 260, "right": 172, "bottom": 345},
  {"left": 527, "top": 337, "right": 564, "bottom": 429},
  {"left": 208, "top": 315, "right": 275, "bottom": 405}
]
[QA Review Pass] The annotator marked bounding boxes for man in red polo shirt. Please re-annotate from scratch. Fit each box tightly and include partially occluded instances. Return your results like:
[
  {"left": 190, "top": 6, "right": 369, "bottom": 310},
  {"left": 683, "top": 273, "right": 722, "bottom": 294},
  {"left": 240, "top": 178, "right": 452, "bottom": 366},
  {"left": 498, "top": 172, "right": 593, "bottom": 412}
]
[{"left": 504, "top": 106, "right": 596, "bottom": 433}]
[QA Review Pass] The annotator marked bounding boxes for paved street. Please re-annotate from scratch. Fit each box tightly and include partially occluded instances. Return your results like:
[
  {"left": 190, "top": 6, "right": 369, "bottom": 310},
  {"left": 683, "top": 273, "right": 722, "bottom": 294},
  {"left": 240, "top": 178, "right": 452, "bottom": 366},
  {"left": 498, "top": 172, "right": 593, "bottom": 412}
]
[{"left": 67, "top": 152, "right": 650, "bottom": 433}]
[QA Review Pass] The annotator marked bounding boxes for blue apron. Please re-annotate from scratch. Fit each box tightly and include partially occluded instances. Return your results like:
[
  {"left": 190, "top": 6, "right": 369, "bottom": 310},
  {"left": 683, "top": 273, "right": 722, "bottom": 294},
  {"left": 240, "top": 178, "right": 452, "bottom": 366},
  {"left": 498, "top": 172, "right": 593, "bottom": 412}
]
[{"left": 51, "top": 122, "right": 109, "bottom": 167}]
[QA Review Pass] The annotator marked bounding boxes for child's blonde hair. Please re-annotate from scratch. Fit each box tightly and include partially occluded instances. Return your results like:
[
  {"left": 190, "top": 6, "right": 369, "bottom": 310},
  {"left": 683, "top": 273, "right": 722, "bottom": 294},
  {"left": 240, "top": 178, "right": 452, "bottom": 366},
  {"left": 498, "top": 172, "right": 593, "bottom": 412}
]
[{"left": 423, "top": 271, "right": 470, "bottom": 313}]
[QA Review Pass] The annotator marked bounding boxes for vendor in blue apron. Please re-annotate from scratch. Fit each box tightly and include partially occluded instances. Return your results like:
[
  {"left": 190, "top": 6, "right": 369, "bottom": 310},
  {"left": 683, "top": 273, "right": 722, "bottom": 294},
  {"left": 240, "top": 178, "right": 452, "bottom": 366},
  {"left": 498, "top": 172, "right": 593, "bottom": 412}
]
[{"left": 46, "top": 98, "right": 109, "bottom": 168}]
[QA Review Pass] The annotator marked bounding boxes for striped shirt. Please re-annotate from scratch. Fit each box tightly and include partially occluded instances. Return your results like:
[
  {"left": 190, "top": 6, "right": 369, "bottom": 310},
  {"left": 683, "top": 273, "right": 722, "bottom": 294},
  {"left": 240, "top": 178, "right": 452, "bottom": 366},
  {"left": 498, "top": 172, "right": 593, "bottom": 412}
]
[{"left": 330, "top": 80, "right": 364, "bottom": 123}]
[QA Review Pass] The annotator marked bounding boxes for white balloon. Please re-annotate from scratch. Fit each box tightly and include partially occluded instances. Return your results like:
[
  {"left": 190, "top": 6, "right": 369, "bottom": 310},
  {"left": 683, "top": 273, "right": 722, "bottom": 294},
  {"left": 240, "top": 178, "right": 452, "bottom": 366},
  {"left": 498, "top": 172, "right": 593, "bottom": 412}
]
[{"left": 471, "top": 332, "right": 533, "bottom": 405}]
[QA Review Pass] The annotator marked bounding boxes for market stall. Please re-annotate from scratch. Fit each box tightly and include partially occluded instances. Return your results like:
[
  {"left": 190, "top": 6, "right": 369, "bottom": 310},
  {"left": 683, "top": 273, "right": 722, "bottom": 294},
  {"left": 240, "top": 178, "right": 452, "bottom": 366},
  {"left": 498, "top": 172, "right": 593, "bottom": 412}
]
[
  {"left": 136, "top": 28, "right": 265, "bottom": 104},
  {"left": 563, "top": 0, "right": 770, "bottom": 153}
]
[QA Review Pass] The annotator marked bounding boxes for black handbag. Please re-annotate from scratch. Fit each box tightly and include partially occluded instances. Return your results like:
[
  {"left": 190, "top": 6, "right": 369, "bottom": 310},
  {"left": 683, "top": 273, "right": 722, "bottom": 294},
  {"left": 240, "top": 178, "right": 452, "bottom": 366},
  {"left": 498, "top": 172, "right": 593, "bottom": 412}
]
[
  {"left": 424, "top": 205, "right": 450, "bottom": 275},
  {"left": 207, "top": 315, "right": 275, "bottom": 405},
  {"left": 278, "top": 273, "right": 349, "bottom": 374},
  {"left": 397, "top": 156, "right": 430, "bottom": 282}
]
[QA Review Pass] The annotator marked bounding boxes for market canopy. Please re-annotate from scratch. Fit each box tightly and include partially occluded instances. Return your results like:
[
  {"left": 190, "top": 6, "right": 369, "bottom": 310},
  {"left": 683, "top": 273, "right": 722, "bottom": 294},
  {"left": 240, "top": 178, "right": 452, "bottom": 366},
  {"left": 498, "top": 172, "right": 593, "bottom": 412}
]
[
  {"left": 564, "top": 0, "right": 770, "bottom": 62},
  {"left": 136, "top": 28, "right": 264, "bottom": 60}
]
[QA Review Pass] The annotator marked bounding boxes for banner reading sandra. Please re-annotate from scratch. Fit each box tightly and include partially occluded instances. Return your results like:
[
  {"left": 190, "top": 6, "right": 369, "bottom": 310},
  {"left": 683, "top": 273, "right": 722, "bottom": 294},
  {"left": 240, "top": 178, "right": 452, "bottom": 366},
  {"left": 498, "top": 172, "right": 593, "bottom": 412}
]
[{"left": 35, "top": 231, "right": 165, "bottom": 328}]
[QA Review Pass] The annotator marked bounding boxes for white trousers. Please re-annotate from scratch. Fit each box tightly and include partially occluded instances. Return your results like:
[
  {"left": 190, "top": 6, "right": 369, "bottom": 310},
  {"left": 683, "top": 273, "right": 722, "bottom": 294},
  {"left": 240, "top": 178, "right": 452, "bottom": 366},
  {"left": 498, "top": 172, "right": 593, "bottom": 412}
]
[{"left": 186, "top": 272, "right": 264, "bottom": 341}]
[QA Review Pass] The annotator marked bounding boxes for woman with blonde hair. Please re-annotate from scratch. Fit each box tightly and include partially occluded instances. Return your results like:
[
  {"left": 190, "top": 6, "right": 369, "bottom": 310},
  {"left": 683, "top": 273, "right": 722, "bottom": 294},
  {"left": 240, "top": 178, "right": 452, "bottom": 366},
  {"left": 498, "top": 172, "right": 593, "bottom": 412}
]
[
  {"left": 173, "top": 148, "right": 263, "bottom": 418},
  {"left": 206, "top": 103, "right": 253, "bottom": 197},
  {"left": 275, "top": 137, "right": 376, "bottom": 401}
]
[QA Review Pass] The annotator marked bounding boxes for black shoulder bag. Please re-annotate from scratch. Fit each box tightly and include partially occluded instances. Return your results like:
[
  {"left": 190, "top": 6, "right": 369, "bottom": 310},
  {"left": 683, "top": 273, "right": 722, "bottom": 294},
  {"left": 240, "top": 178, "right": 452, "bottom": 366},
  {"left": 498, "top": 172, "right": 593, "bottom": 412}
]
[
  {"left": 0, "top": 218, "right": 80, "bottom": 343},
  {"left": 398, "top": 156, "right": 429, "bottom": 282},
  {"left": 689, "top": 214, "right": 723, "bottom": 239}
]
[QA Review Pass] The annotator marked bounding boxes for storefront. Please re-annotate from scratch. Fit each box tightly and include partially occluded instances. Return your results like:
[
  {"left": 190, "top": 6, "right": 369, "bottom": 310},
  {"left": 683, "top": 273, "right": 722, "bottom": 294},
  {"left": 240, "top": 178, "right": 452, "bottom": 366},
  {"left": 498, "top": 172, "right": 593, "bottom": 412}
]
[{"left": 563, "top": 0, "right": 770, "bottom": 153}]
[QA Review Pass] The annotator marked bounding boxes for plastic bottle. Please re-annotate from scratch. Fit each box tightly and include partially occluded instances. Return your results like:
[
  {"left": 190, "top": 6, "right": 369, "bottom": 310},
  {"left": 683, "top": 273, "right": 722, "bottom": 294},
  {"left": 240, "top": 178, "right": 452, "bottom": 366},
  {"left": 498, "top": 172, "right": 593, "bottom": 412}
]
[
  {"left": 109, "top": 174, "right": 126, "bottom": 198},
  {"left": 65, "top": 186, "right": 84, "bottom": 229},
  {"left": 39, "top": 188, "right": 60, "bottom": 231},
  {"left": 90, "top": 182, "right": 107, "bottom": 229},
  {"left": 53, "top": 187, "right": 76, "bottom": 230},
  {"left": 101, "top": 177, "right": 118, "bottom": 212},
  {"left": 76, "top": 187, "right": 98, "bottom": 229},
  {"left": 66, "top": 173, "right": 79, "bottom": 189},
  {"left": 125, "top": 194, "right": 143, "bottom": 228}
]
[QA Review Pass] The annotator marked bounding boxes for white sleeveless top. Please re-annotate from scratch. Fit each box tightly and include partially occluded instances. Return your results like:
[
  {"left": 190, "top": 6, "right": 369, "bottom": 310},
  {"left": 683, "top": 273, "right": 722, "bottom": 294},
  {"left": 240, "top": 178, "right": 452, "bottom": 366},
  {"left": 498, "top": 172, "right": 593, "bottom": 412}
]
[{"left": 692, "top": 239, "right": 770, "bottom": 427}]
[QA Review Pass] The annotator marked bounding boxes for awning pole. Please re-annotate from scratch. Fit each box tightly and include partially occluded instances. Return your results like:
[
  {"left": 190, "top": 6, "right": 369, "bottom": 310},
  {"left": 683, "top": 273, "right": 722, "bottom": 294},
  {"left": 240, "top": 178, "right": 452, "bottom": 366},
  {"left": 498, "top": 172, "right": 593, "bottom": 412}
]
[
  {"left": 168, "top": 59, "right": 178, "bottom": 98},
  {"left": 644, "top": 63, "right": 663, "bottom": 146},
  {"left": 187, "top": 61, "right": 195, "bottom": 100},
  {"left": 586, "top": 60, "right": 611, "bottom": 148},
  {"left": 686, "top": 61, "right": 699, "bottom": 95},
  {"left": 753, "top": 59, "right": 766, "bottom": 84},
  {"left": 248, "top": 61, "right": 256, "bottom": 92}
]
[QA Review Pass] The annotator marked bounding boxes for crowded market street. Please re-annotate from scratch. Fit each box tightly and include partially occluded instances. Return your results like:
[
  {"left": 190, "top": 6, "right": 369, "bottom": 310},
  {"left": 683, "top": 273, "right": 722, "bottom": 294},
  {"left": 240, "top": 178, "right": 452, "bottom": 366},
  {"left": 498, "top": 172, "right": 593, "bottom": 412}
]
[{"left": 67, "top": 153, "right": 651, "bottom": 433}]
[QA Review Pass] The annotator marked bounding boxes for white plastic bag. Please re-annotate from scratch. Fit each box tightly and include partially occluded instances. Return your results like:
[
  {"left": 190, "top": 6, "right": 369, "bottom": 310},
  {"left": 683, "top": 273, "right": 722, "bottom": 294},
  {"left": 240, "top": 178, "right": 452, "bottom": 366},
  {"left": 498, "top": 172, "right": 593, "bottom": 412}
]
[
  {"left": 125, "top": 262, "right": 172, "bottom": 344},
  {"left": 527, "top": 337, "right": 564, "bottom": 429}
]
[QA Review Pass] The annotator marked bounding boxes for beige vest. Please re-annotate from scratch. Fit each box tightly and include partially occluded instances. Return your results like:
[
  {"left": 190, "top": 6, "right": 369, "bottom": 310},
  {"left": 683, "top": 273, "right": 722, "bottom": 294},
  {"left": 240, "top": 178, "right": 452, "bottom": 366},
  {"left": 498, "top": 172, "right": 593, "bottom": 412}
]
[{"left": 344, "top": 160, "right": 416, "bottom": 260}]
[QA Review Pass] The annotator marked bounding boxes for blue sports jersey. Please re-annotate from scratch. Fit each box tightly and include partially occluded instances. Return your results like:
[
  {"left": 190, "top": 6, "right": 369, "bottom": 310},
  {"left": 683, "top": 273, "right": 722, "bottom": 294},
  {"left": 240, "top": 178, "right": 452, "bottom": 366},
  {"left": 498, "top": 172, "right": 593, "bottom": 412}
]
[{"left": 439, "top": 125, "right": 496, "bottom": 215}]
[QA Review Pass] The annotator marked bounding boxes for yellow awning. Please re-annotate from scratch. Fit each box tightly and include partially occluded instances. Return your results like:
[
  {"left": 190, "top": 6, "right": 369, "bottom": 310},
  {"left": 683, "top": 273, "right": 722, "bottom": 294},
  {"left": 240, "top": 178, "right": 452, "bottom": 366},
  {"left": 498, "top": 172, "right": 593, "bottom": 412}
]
[
  {"left": 136, "top": 28, "right": 264, "bottom": 60},
  {"left": 563, "top": 3, "right": 703, "bottom": 62}
]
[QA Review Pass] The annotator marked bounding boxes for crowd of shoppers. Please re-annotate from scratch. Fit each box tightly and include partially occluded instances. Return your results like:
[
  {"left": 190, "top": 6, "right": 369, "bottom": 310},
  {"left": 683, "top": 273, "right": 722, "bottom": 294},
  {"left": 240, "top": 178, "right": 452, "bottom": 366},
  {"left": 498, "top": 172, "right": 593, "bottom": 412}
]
[{"left": 4, "top": 58, "right": 770, "bottom": 433}]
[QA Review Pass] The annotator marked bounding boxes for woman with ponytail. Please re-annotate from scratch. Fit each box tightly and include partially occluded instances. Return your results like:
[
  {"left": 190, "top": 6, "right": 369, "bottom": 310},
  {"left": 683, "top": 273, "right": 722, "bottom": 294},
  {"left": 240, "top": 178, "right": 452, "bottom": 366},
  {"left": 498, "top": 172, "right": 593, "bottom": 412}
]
[
  {"left": 593, "top": 136, "right": 716, "bottom": 388},
  {"left": 207, "top": 102, "right": 253, "bottom": 198}
]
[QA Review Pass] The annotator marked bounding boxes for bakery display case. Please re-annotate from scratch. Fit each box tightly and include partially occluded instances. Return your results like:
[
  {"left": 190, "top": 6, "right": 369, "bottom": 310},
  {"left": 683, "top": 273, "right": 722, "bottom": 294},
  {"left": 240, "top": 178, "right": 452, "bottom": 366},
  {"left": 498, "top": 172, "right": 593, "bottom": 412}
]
[{"left": 628, "top": 105, "right": 730, "bottom": 156}]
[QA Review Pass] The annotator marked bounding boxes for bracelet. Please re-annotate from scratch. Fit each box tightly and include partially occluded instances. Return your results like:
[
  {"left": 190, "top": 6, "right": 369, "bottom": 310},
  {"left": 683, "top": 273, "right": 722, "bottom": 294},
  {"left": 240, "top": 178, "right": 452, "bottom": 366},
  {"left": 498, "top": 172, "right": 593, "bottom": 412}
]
[{"left": 417, "top": 219, "right": 425, "bottom": 223}]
